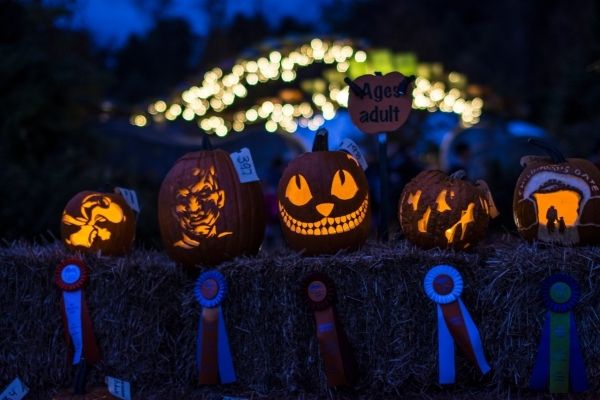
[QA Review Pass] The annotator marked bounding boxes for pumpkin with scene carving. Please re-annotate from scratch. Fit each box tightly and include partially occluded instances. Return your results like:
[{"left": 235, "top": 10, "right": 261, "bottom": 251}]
[
  {"left": 277, "top": 129, "right": 371, "bottom": 255},
  {"left": 399, "top": 170, "right": 497, "bottom": 250},
  {"left": 61, "top": 190, "right": 136, "bottom": 256},
  {"left": 513, "top": 139, "right": 600, "bottom": 245},
  {"left": 158, "top": 136, "right": 265, "bottom": 268}
]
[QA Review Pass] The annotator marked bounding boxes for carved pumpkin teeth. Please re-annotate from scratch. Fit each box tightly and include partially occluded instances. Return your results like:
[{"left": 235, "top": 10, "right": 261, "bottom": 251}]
[{"left": 279, "top": 195, "right": 369, "bottom": 236}]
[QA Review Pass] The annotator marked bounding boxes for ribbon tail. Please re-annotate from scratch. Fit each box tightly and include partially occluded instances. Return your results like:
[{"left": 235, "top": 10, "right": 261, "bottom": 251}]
[
  {"left": 437, "top": 304, "right": 455, "bottom": 384},
  {"left": 80, "top": 292, "right": 101, "bottom": 364},
  {"left": 568, "top": 313, "right": 588, "bottom": 392},
  {"left": 458, "top": 300, "right": 490, "bottom": 375},
  {"left": 198, "top": 308, "right": 219, "bottom": 384},
  {"left": 63, "top": 291, "right": 84, "bottom": 365},
  {"left": 530, "top": 312, "right": 551, "bottom": 391},
  {"left": 217, "top": 307, "right": 236, "bottom": 384},
  {"left": 333, "top": 310, "right": 358, "bottom": 384},
  {"left": 196, "top": 318, "right": 203, "bottom": 374}
]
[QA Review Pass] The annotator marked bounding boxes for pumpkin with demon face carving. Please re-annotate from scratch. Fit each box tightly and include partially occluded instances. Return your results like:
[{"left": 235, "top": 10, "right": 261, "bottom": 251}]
[{"left": 277, "top": 129, "right": 371, "bottom": 255}]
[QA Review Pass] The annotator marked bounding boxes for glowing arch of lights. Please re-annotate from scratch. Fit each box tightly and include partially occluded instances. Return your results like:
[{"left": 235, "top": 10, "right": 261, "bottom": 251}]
[{"left": 131, "top": 38, "right": 483, "bottom": 136}]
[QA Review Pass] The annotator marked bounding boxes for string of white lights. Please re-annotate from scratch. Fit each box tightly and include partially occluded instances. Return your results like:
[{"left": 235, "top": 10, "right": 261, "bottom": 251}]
[{"left": 131, "top": 38, "right": 483, "bottom": 134}]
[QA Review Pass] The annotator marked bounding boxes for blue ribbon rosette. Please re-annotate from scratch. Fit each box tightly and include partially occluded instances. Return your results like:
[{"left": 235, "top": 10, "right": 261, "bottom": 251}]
[
  {"left": 530, "top": 274, "right": 588, "bottom": 393},
  {"left": 194, "top": 270, "right": 236, "bottom": 385},
  {"left": 424, "top": 264, "right": 490, "bottom": 384}
]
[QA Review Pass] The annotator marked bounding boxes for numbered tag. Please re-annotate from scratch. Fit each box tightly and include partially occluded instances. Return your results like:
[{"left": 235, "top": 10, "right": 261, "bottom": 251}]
[
  {"left": 115, "top": 187, "right": 141, "bottom": 214},
  {"left": 0, "top": 377, "right": 29, "bottom": 400},
  {"left": 339, "top": 138, "right": 368, "bottom": 170},
  {"left": 230, "top": 148, "right": 259, "bottom": 183},
  {"left": 105, "top": 376, "right": 131, "bottom": 400}
]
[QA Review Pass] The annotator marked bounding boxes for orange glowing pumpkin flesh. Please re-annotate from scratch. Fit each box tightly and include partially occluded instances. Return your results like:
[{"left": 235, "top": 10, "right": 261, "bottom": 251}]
[
  {"left": 514, "top": 152, "right": 600, "bottom": 246},
  {"left": 60, "top": 191, "right": 136, "bottom": 256},
  {"left": 277, "top": 147, "right": 371, "bottom": 255},
  {"left": 399, "top": 170, "right": 492, "bottom": 250},
  {"left": 158, "top": 149, "right": 265, "bottom": 268}
]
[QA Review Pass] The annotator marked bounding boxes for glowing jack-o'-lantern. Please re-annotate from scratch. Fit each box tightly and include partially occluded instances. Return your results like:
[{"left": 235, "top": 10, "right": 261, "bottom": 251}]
[
  {"left": 513, "top": 139, "right": 600, "bottom": 245},
  {"left": 61, "top": 190, "right": 136, "bottom": 255},
  {"left": 158, "top": 137, "right": 265, "bottom": 267},
  {"left": 399, "top": 170, "right": 497, "bottom": 250},
  {"left": 277, "top": 129, "right": 371, "bottom": 255}
]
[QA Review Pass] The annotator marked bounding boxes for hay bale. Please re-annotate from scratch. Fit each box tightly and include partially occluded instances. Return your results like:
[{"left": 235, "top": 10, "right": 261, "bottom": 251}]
[{"left": 0, "top": 236, "right": 599, "bottom": 399}]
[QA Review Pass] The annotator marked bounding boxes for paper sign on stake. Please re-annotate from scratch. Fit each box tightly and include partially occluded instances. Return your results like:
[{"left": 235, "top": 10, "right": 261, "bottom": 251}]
[
  {"left": 230, "top": 148, "right": 259, "bottom": 183},
  {"left": 105, "top": 376, "right": 131, "bottom": 400},
  {"left": 339, "top": 138, "right": 368, "bottom": 170},
  {"left": 0, "top": 377, "right": 29, "bottom": 400},
  {"left": 347, "top": 72, "right": 414, "bottom": 134}
]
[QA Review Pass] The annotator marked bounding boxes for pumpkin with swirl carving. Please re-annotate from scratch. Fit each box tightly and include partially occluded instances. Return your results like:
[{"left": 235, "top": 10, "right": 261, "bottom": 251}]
[{"left": 399, "top": 170, "right": 497, "bottom": 250}]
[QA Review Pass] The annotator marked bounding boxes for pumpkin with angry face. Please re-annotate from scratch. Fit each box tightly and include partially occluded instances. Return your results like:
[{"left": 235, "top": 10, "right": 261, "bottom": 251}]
[
  {"left": 158, "top": 136, "right": 265, "bottom": 268},
  {"left": 277, "top": 129, "right": 371, "bottom": 255},
  {"left": 399, "top": 170, "right": 497, "bottom": 250}
]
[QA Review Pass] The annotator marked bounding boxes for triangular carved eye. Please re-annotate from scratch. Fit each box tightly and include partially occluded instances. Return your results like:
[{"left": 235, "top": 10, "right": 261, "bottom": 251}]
[
  {"left": 286, "top": 174, "right": 313, "bottom": 206},
  {"left": 331, "top": 169, "right": 358, "bottom": 200}
]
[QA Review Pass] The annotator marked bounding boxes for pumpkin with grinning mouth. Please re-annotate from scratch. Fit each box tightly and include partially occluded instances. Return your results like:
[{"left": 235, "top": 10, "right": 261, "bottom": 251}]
[{"left": 277, "top": 129, "right": 371, "bottom": 255}]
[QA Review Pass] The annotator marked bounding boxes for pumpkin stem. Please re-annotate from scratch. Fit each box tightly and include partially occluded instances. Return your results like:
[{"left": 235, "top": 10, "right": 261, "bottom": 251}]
[
  {"left": 528, "top": 138, "right": 566, "bottom": 163},
  {"left": 312, "top": 128, "right": 329, "bottom": 152},
  {"left": 450, "top": 169, "right": 467, "bottom": 180},
  {"left": 202, "top": 133, "right": 213, "bottom": 150}
]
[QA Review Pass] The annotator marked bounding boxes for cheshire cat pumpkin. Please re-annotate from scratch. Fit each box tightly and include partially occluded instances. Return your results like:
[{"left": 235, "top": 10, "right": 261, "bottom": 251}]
[
  {"left": 399, "top": 170, "right": 497, "bottom": 250},
  {"left": 277, "top": 128, "right": 371, "bottom": 255},
  {"left": 61, "top": 190, "right": 136, "bottom": 255},
  {"left": 158, "top": 136, "right": 265, "bottom": 268},
  {"left": 513, "top": 139, "right": 600, "bottom": 245}
]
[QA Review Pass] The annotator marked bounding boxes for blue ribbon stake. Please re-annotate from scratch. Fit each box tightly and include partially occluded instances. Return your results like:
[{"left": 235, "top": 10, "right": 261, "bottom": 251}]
[
  {"left": 194, "top": 270, "right": 236, "bottom": 385},
  {"left": 424, "top": 264, "right": 490, "bottom": 384},
  {"left": 530, "top": 274, "right": 588, "bottom": 393}
]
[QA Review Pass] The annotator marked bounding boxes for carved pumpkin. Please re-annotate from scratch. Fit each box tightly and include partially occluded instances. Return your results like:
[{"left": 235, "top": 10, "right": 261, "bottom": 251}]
[
  {"left": 399, "top": 170, "right": 497, "bottom": 250},
  {"left": 513, "top": 139, "right": 600, "bottom": 245},
  {"left": 158, "top": 137, "right": 265, "bottom": 267},
  {"left": 61, "top": 190, "right": 135, "bottom": 256},
  {"left": 277, "top": 129, "right": 371, "bottom": 255}
]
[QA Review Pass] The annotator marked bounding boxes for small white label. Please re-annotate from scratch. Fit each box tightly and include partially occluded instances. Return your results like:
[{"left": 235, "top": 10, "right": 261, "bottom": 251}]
[
  {"left": 115, "top": 187, "right": 141, "bottom": 214},
  {"left": 0, "top": 377, "right": 29, "bottom": 400},
  {"left": 339, "top": 138, "right": 368, "bottom": 170},
  {"left": 106, "top": 376, "right": 131, "bottom": 400},
  {"left": 230, "top": 148, "right": 259, "bottom": 183}
]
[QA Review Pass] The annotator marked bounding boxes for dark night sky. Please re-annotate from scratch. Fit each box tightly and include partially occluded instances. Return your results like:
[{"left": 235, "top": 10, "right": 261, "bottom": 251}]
[{"left": 64, "top": 0, "right": 330, "bottom": 47}]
